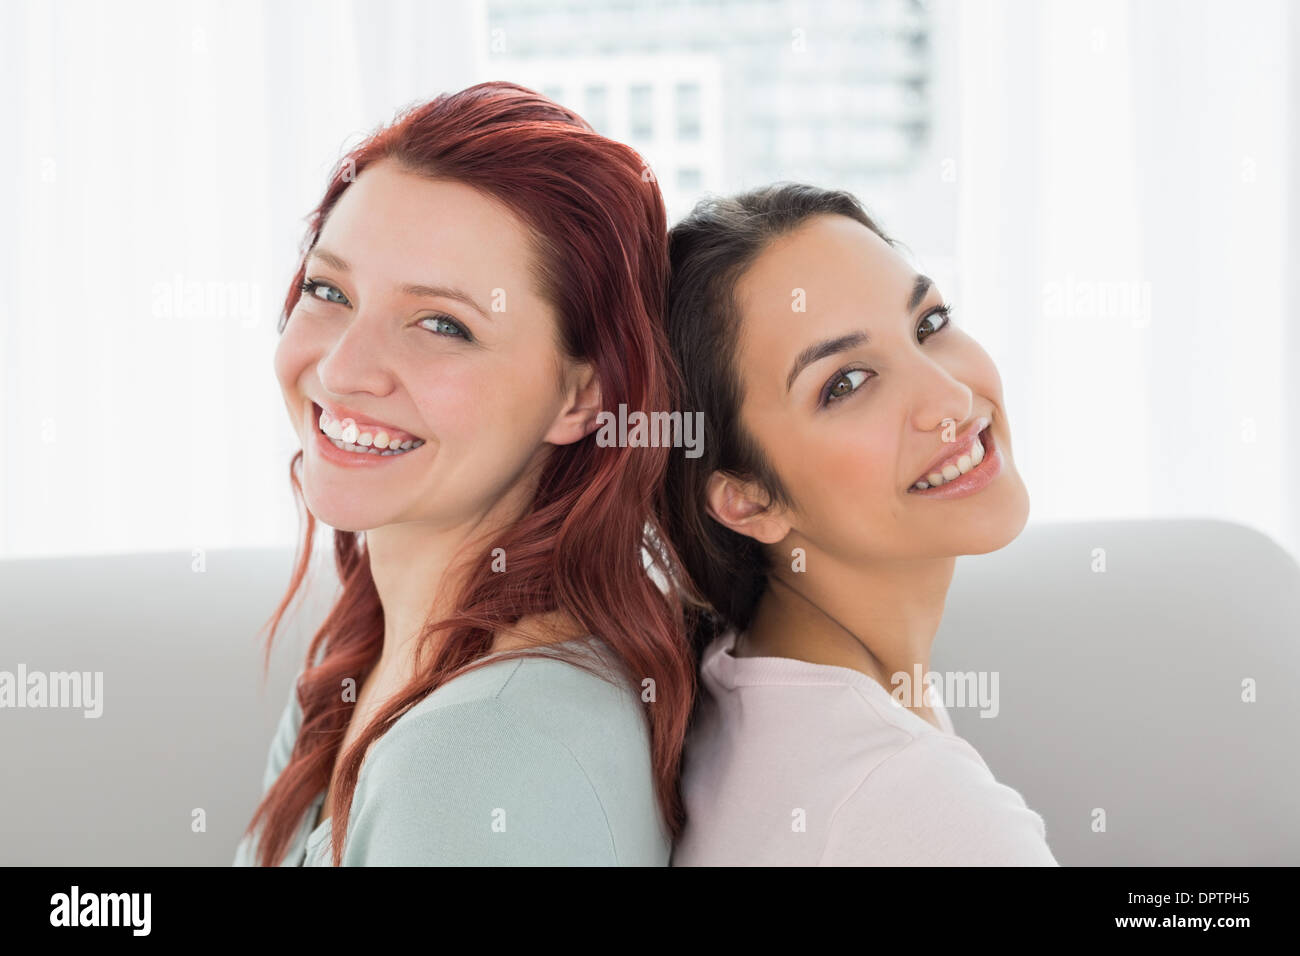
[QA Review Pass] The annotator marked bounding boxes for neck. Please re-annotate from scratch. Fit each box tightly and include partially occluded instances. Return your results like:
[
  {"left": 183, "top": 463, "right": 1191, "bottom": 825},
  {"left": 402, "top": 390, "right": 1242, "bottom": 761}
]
[
  {"left": 746, "top": 543, "right": 956, "bottom": 702},
  {"left": 362, "top": 477, "right": 538, "bottom": 678}
]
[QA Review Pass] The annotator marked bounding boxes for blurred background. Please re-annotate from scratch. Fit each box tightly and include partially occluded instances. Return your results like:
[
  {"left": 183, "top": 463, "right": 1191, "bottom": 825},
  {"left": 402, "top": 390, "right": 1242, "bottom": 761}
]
[{"left": 1, "top": 0, "right": 1297, "bottom": 565}]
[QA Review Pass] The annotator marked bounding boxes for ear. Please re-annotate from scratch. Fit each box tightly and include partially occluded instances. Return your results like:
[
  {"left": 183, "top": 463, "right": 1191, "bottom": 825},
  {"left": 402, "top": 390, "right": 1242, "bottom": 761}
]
[
  {"left": 704, "top": 470, "right": 791, "bottom": 545},
  {"left": 543, "top": 359, "right": 603, "bottom": 447}
]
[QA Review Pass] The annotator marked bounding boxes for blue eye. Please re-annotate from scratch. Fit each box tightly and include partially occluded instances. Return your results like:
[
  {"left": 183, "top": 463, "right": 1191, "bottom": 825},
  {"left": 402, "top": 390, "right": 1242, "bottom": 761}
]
[
  {"left": 299, "top": 278, "right": 349, "bottom": 305},
  {"left": 298, "top": 279, "right": 473, "bottom": 342},
  {"left": 419, "top": 314, "right": 471, "bottom": 340}
]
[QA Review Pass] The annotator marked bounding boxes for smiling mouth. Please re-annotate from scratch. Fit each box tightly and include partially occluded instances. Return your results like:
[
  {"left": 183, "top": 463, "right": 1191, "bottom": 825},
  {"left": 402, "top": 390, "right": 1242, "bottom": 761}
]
[
  {"left": 908, "top": 425, "right": 992, "bottom": 491},
  {"left": 313, "top": 403, "right": 426, "bottom": 457}
]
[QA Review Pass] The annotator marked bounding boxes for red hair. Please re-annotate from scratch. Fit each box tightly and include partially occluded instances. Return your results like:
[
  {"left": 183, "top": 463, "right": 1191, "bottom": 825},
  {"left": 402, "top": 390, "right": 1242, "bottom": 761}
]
[{"left": 241, "top": 82, "right": 695, "bottom": 866}]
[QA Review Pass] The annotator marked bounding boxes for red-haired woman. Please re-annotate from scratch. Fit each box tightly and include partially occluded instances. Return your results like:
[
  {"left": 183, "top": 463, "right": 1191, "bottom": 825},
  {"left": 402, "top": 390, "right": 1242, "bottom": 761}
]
[{"left": 233, "top": 82, "right": 693, "bottom": 866}]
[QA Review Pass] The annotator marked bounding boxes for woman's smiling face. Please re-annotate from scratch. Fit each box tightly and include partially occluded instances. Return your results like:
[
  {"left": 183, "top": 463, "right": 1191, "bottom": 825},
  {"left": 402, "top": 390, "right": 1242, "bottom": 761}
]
[
  {"left": 273, "top": 158, "right": 596, "bottom": 533},
  {"left": 714, "top": 212, "right": 1030, "bottom": 562}
]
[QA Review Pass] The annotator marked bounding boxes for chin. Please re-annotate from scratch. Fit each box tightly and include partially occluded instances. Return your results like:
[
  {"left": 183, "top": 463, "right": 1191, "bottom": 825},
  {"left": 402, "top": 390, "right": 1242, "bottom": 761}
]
[
  {"left": 301, "top": 486, "right": 387, "bottom": 534},
  {"left": 956, "top": 476, "right": 1031, "bottom": 556}
]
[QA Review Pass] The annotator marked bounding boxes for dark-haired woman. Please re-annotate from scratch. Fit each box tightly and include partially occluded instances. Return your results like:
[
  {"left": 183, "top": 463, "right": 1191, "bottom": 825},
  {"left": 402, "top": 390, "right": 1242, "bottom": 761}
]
[{"left": 662, "top": 184, "right": 1058, "bottom": 866}]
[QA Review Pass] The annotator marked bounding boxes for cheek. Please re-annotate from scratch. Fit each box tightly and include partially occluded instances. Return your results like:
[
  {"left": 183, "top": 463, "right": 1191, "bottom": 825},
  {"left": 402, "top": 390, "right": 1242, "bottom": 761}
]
[
  {"left": 811, "top": 421, "right": 897, "bottom": 498},
  {"left": 272, "top": 334, "right": 306, "bottom": 421},
  {"left": 273, "top": 313, "right": 315, "bottom": 392},
  {"left": 272, "top": 335, "right": 293, "bottom": 392},
  {"left": 770, "top": 414, "right": 899, "bottom": 524},
  {"left": 410, "top": 354, "right": 559, "bottom": 444},
  {"left": 956, "top": 334, "right": 1004, "bottom": 398},
  {"left": 412, "top": 369, "right": 480, "bottom": 430}
]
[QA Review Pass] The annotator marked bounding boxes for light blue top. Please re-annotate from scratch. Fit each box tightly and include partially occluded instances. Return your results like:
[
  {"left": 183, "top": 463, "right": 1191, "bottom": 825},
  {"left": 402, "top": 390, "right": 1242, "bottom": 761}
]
[{"left": 232, "top": 636, "right": 669, "bottom": 866}]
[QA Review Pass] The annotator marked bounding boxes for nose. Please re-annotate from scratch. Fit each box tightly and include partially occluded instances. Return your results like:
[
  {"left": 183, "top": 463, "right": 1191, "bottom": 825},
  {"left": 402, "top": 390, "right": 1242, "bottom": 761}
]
[
  {"left": 315, "top": 309, "right": 395, "bottom": 400},
  {"left": 908, "top": 354, "right": 974, "bottom": 436}
]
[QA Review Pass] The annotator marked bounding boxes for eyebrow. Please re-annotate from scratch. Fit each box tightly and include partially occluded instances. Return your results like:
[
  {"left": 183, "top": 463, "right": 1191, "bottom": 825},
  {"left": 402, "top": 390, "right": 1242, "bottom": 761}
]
[
  {"left": 784, "top": 273, "right": 936, "bottom": 393},
  {"left": 305, "top": 247, "right": 490, "bottom": 320}
]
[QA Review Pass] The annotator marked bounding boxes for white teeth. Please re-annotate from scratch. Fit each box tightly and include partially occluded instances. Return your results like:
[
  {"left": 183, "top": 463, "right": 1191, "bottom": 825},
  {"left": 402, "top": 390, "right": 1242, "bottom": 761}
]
[
  {"left": 316, "top": 407, "right": 426, "bottom": 456},
  {"left": 912, "top": 436, "right": 985, "bottom": 490}
]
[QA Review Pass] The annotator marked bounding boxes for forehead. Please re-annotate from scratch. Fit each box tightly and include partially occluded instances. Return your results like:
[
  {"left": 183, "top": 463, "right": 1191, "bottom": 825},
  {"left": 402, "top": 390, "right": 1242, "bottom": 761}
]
[
  {"left": 731, "top": 214, "right": 912, "bottom": 390},
  {"left": 734, "top": 213, "right": 909, "bottom": 330},
  {"left": 315, "top": 158, "right": 539, "bottom": 289}
]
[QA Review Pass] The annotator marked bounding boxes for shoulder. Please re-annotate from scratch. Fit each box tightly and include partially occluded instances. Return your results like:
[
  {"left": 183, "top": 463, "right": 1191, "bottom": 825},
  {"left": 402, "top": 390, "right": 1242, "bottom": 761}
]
[
  {"left": 256, "top": 669, "right": 305, "bottom": 793},
  {"left": 343, "top": 641, "right": 666, "bottom": 866},
  {"left": 400, "top": 637, "right": 648, "bottom": 747},
  {"left": 258, "top": 642, "right": 332, "bottom": 790},
  {"left": 822, "top": 732, "right": 1059, "bottom": 866}
]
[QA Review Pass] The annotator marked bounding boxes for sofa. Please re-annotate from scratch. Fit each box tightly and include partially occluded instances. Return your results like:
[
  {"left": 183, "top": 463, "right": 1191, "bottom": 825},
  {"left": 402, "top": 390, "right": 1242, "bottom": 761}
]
[{"left": 1, "top": 517, "right": 1296, "bottom": 865}]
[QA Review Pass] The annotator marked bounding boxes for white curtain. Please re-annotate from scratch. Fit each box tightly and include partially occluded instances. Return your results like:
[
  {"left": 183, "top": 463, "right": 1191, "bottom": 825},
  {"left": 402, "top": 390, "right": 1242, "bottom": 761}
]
[
  {"left": 950, "top": 0, "right": 1299, "bottom": 563},
  {"left": 2, "top": 0, "right": 1297, "bottom": 566},
  {"left": 0, "top": 0, "right": 478, "bottom": 558}
]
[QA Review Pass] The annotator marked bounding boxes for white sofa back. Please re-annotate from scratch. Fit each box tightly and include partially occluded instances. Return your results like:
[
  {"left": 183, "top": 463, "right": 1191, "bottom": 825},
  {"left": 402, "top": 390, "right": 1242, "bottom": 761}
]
[{"left": 2, "top": 518, "right": 1296, "bottom": 865}]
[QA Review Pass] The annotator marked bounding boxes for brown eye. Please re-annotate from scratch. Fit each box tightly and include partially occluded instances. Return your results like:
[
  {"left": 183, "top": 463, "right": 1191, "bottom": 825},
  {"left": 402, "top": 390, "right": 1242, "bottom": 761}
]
[
  {"left": 918, "top": 304, "right": 953, "bottom": 342},
  {"left": 822, "top": 368, "right": 870, "bottom": 406}
]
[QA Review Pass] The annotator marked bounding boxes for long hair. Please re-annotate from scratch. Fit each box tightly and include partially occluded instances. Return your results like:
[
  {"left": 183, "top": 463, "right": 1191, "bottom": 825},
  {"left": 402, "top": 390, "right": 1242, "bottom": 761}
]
[
  {"left": 241, "top": 82, "right": 695, "bottom": 866},
  {"left": 661, "top": 182, "right": 893, "bottom": 657}
]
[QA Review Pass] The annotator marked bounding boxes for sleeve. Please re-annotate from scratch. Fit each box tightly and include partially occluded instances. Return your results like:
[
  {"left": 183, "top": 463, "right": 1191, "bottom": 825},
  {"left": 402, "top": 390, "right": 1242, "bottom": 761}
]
[
  {"left": 341, "top": 697, "right": 619, "bottom": 866},
  {"left": 231, "top": 674, "right": 303, "bottom": 866},
  {"left": 820, "top": 734, "right": 1060, "bottom": 866}
]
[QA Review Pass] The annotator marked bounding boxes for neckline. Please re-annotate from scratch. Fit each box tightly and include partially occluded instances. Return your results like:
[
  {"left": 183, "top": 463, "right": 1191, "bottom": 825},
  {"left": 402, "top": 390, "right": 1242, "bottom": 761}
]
[
  {"left": 310, "top": 796, "right": 328, "bottom": 836},
  {"left": 292, "top": 793, "right": 329, "bottom": 866},
  {"left": 709, "top": 629, "right": 954, "bottom": 737},
  {"left": 307, "top": 792, "right": 328, "bottom": 838}
]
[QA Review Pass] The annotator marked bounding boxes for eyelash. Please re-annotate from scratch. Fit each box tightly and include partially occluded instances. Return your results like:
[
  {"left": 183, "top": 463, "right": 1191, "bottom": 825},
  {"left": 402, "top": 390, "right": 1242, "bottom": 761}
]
[
  {"left": 297, "top": 279, "right": 473, "bottom": 342},
  {"left": 818, "top": 303, "right": 955, "bottom": 408}
]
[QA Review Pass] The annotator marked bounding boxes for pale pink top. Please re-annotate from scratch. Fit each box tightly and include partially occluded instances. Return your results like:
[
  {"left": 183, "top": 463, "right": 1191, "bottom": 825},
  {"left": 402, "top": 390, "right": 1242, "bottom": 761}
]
[{"left": 671, "top": 629, "right": 1059, "bottom": 866}]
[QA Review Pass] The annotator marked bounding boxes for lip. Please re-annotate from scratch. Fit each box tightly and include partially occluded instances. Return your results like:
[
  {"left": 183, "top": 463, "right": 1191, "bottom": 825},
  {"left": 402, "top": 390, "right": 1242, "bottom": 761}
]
[
  {"left": 906, "top": 424, "right": 1002, "bottom": 499},
  {"left": 909, "top": 417, "right": 991, "bottom": 487},
  {"left": 308, "top": 402, "right": 425, "bottom": 468}
]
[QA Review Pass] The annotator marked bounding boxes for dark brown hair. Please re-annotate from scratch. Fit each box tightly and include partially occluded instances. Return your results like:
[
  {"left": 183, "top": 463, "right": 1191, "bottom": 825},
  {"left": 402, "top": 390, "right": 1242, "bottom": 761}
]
[{"left": 662, "top": 182, "right": 894, "bottom": 654}]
